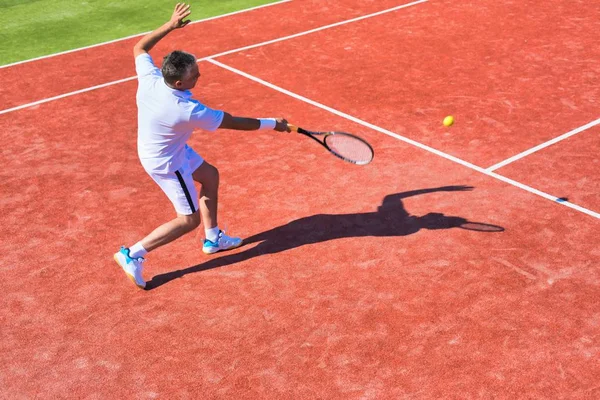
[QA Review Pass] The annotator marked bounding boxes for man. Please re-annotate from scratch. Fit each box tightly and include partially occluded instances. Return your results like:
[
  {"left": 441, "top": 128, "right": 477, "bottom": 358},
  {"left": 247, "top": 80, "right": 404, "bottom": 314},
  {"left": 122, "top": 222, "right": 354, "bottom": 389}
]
[{"left": 114, "top": 3, "right": 289, "bottom": 289}]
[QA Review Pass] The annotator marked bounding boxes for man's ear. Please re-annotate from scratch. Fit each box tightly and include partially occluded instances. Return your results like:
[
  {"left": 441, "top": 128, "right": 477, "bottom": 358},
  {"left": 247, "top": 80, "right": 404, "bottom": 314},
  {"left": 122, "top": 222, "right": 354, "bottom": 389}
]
[{"left": 174, "top": 80, "right": 183, "bottom": 88}]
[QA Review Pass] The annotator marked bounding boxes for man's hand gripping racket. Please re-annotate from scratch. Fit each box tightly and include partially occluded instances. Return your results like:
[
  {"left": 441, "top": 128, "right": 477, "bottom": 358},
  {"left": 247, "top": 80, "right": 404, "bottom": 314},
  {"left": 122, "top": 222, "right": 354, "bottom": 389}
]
[{"left": 287, "top": 124, "right": 374, "bottom": 165}]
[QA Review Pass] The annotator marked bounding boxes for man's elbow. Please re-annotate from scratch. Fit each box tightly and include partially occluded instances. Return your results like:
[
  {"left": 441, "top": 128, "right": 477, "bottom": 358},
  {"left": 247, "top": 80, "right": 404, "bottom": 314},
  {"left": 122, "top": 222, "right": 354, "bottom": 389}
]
[
  {"left": 218, "top": 112, "right": 234, "bottom": 129},
  {"left": 133, "top": 43, "right": 147, "bottom": 57}
]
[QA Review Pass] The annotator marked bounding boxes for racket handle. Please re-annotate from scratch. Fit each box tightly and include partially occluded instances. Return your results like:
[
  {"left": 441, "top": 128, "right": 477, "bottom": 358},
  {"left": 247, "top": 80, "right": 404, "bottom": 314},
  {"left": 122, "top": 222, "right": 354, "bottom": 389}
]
[{"left": 287, "top": 124, "right": 299, "bottom": 132}]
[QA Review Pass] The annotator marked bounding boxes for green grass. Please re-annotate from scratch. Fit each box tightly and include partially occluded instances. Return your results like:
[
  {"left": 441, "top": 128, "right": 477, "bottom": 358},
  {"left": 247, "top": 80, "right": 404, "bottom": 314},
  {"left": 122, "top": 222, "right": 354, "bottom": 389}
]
[{"left": 0, "top": 0, "right": 280, "bottom": 65}]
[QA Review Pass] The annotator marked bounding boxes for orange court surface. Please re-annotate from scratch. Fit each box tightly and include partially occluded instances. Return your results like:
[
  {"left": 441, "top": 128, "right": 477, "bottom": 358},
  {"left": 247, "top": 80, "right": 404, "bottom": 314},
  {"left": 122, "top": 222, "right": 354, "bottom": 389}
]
[{"left": 1, "top": 0, "right": 599, "bottom": 398}]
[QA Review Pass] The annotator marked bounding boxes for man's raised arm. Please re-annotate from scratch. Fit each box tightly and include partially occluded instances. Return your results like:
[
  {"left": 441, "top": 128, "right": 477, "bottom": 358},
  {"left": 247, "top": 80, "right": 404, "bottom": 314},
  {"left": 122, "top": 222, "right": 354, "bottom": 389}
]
[{"left": 133, "top": 3, "right": 192, "bottom": 58}]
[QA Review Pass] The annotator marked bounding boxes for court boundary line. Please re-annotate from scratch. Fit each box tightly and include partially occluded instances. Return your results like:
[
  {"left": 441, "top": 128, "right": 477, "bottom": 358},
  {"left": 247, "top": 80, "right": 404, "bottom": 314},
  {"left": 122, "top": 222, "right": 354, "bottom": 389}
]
[
  {"left": 486, "top": 117, "right": 600, "bottom": 171},
  {"left": 0, "top": 0, "right": 428, "bottom": 115},
  {"left": 0, "top": 0, "right": 292, "bottom": 69},
  {"left": 207, "top": 58, "right": 600, "bottom": 220},
  {"left": 0, "top": 76, "right": 138, "bottom": 115}
]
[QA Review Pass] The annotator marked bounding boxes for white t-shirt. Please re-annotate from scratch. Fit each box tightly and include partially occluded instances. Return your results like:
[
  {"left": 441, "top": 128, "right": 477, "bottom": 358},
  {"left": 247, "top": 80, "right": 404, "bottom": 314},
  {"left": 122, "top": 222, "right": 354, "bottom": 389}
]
[{"left": 135, "top": 53, "right": 224, "bottom": 173}]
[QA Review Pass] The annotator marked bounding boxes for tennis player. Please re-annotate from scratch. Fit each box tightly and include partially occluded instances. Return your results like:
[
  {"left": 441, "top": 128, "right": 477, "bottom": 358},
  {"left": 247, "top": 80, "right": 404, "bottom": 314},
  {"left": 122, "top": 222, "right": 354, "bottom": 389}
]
[{"left": 114, "top": 3, "right": 289, "bottom": 289}]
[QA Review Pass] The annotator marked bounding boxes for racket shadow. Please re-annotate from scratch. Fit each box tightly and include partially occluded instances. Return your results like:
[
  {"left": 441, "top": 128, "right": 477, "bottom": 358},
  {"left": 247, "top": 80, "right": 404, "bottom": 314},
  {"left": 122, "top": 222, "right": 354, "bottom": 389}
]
[{"left": 145, "top": 185, "right": 503, "bottom": 290}]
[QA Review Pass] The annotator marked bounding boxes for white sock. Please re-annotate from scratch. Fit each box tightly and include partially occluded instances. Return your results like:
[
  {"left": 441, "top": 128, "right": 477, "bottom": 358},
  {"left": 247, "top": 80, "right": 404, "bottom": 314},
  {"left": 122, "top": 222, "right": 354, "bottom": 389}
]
[
  {"left": 129, "top": 242, "right": 148, "bottom": 259},
  {"left": 205, "top": 226, "right": 220, "bottom": 242}
]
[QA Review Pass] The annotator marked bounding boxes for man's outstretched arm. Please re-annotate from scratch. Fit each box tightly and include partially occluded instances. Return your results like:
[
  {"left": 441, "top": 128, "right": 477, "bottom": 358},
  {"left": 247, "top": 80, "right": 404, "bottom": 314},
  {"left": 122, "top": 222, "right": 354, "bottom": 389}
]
[
  {"left": 133, "top": 3, "right": 192, "bottom": 58},
  {"left": 219, "top": 113, "right": 290, "bottom": 132}
]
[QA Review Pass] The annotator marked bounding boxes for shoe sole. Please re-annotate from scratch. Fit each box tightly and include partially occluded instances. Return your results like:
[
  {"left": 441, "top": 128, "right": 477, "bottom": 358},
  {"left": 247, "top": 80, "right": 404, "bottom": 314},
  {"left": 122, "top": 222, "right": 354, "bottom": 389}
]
[
  {"left": 113, "top": 253, "right": 146, "bottom": 289},
  {"left": 202, "top": 240, "right": 243, "bottom": 255}
]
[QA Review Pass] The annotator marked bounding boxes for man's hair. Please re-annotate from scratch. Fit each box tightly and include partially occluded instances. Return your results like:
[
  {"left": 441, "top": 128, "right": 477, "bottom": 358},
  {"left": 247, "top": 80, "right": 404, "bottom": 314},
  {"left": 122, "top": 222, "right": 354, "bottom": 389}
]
[{"left": 161, "top": 51, "right": 196, "bottom": 84}]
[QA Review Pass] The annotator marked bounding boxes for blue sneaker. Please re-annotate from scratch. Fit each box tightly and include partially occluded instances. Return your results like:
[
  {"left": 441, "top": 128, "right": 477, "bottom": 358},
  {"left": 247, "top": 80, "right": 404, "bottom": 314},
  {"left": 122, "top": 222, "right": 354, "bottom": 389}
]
[
  {"left": 113, "top": 246, "right": 146, "bottom": 289},
  {"left": 202, "top": 230, "right": 243, "bottom": 254}
]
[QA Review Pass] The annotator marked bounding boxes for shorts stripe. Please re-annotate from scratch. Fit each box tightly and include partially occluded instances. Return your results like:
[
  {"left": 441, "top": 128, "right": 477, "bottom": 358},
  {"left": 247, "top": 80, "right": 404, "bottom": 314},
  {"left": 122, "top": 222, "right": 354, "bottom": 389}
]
[{"left": 174, "top": 170, "right": 196, "bottom": 213}]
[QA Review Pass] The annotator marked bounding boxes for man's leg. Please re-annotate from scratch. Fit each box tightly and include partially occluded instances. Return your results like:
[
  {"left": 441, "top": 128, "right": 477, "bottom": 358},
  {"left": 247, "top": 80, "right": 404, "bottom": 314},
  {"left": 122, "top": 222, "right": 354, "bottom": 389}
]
[
  {"left": 139, "top": 212, "right": 200, "bottom": 251},
  {"left": 192, "top": 161, "right": 242, "bottom": 254},
  {"left": 115, "top": 162, "right": 201, "bottom": 289},
  {"left": 115, "top": 213, "right": 200, "bottom": 289},
  {"left": 192, "top": 160, "right": 219, "bottom": 231}
]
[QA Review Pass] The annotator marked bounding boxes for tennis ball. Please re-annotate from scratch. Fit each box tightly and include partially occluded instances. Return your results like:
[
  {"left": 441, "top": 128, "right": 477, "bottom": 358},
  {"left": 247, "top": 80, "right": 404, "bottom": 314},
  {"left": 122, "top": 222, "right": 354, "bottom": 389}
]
[{"left": 443, "top": 116, "right": 454, "bottom": 127}]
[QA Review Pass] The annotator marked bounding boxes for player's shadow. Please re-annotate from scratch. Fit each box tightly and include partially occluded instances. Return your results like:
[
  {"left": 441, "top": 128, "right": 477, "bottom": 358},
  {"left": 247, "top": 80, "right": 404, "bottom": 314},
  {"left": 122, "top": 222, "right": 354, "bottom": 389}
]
[{"left": 145, "top": 185, "right": 503, "bottom": 290}]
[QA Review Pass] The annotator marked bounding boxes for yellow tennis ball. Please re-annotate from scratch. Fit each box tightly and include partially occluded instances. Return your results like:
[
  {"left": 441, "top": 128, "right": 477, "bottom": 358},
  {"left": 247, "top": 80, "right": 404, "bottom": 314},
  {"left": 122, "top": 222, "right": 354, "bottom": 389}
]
[{"left": 443, "top": 116, "right": 454, "bottom": 127}]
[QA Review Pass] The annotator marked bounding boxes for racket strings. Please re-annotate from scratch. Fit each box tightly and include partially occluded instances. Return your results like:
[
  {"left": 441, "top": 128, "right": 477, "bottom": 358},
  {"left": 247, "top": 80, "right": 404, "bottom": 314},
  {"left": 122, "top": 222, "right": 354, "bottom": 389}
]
[{"left": 325, "top": 134, "right": 373, "bottom": 164}]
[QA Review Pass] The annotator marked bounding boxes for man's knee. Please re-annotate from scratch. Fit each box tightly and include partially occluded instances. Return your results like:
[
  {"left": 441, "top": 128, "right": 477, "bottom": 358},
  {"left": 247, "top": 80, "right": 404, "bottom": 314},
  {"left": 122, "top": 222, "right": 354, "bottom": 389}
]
[
  {"left": 193, "top": 162, "right": 219, "bottom": 187},
  {"left": 208, "top": 166, "right": 219, "bottom": 187},
  {"left": 179, "top": 212, "right": 201, "bottom": 232},
  {"left": 213, "top": 166, "right": 220, "bottom": 185}
]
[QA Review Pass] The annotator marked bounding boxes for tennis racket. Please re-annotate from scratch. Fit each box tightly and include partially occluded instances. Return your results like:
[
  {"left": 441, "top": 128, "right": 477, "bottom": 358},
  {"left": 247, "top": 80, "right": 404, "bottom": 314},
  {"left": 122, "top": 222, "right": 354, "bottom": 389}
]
[{"left": 288, "top": 124, "right": 374, "bottom": 165}]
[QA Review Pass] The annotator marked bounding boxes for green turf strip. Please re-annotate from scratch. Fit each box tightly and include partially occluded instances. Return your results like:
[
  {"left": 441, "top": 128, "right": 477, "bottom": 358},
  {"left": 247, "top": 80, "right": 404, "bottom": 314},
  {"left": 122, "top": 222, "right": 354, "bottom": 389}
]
[{"left": 0, "top": 0, "right": 280, "bottom": 66}]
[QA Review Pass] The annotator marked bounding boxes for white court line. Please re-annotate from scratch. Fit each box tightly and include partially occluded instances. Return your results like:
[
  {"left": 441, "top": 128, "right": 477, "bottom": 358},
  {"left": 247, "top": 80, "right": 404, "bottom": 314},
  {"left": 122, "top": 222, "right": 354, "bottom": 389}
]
[
  {"left": 208, "top": 58, "right": 600, "bottom": 220},
  {"left": 200, "top": 0, "right": 427, "bottom": 60},
  {"left": 0, "top": 0, "right": 428, "bottom": 115},
  {"left": 0, "top": 76, "right": 137, "bottom": 115},
  {"left": 487, "top": 117, "right": 600, "bottom": 171},
  {"left": 0, "top": 0, "right": 292, "bottom": 69}
]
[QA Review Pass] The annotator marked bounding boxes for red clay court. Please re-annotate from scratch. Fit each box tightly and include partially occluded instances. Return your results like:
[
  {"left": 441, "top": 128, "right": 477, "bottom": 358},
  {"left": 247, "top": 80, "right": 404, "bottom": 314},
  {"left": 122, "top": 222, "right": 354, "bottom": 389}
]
[{"left": 1, "top": 0, "right": 599, "bottom": 398}]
